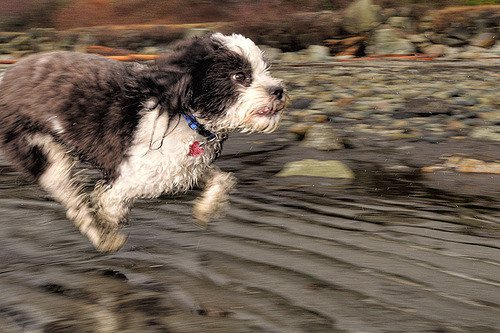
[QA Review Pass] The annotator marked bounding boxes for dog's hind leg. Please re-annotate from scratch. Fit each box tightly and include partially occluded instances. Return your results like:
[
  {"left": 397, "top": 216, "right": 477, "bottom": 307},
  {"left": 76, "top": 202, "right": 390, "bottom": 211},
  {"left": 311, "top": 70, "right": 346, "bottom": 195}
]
[
  {"left": 91, "top": 181, "right": 134, "bottom": 229},
  {"left": 28, "top": 134, "right": 127, "bottom": 252}
]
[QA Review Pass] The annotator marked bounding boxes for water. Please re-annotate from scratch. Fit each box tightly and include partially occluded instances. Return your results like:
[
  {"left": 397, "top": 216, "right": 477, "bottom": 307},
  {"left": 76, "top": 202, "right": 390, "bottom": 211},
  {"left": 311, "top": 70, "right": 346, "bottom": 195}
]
[{"left": 1, "top": 64, "right": 499, "bottom": 332}]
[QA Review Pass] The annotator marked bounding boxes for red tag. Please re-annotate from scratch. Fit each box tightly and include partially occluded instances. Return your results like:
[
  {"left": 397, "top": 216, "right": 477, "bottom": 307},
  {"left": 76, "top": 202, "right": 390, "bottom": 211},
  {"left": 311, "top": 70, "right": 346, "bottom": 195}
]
[{"left": 188, "top": 141, "right": 204, "bottom": 157}]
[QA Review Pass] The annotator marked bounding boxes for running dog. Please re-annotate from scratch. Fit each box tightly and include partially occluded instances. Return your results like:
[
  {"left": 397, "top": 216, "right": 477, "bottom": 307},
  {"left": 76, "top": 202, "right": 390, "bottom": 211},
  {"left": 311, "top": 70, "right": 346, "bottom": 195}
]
[{"left": 0, "top": 33, "right": 286, "bottom": 252}]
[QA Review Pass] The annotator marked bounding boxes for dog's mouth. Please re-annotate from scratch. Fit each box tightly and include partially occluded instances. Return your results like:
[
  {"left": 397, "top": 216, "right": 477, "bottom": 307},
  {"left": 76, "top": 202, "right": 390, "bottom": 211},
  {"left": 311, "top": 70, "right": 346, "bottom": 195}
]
[{"left": 256, "top": 103, "right": 285, "bottom": 117}]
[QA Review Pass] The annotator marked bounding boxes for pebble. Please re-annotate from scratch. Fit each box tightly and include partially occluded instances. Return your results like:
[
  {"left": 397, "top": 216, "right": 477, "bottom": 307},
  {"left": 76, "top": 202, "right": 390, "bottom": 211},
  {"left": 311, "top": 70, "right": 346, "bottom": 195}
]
[
  {"left": 289, "top": 96, "right": 314, "bottom": 109},
  {"left": 271, "top": 59, "right": 499, "bottom": 144}
]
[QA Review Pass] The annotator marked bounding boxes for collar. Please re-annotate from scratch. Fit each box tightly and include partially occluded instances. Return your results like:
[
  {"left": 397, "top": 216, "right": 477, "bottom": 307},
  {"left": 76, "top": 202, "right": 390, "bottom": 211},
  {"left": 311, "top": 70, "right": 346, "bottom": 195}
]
[{"left": 182, "top": 114, "right": 216, "bottom": 140}]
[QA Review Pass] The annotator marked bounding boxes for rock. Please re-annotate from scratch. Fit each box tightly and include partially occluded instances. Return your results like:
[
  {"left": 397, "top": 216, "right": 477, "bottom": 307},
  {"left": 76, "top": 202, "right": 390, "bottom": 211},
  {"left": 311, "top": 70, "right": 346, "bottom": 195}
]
[
  {"left": 287, "top": 123, "right": 311, "bottom": 139},
  {"left": 388, "top": 128, "right": 422, "bottom": 140},
  {"left": 489, "top": 43, "right": 500, "bottom": 56},
  {"left": 7, "top": 35, "right": 34, "bottom": 52},
  {"left": 445, "top": 120, "right": 468, "bottom": 132},
  {"left": 289, "top": 96, "right": 314, "bottom": 110},
  {"left": 469, "top": 32, "right": 496, "bottom": 48},
  {"left": 0, "top": 32, "right": 25, "bottom": 44},
  {"left": 443, "top": 37, "right": 468, "bottom": 47},
  {"left": 306, "top": 45, "right": 330, "bottom": 62},
  {"left": 366, "top": 26, "right": 416, "bottom": 55},
  {"left": 300, "top": 124, "right": 343, "bottom": 151},
  {"left": 422, "top": 44, "right": 448, "bottom": 58},
  {"left": 445, "top": 27, "right": 471, "bottom": 42},
  {"left": 276, "top": 159, "right": 355, "bottom": 179},
  {"left": 402, "top": 97, "right": 451, "bottom": 117},
  {"left": 407, "top": 34, "right": 428, "bottom": 44},
  {"left": 387, "top": 16, "right": 414, "bottom": 33},
  {"left": 425, "top": 156, "right": 500, "bottom": 174},
  {"left": 310, "top": 114, "right": 329, "bottom": 123},
  {"left": 479, "top": 110, "right": 500, "bottom": 123},
  {"left": 334, "top": 54, "right": 356, "bottom": 60},
  {"left": 452, "top": 97, "right": 477, "bottom": 107},
  {"left": 342, "top": 0, "right": 382, "bottom": 34},
  {"left": 469, "top": 127, "right": 500, "bottom": 141},
  {"left": 456, "top": 46, "right": 491, "bottom": 58}
]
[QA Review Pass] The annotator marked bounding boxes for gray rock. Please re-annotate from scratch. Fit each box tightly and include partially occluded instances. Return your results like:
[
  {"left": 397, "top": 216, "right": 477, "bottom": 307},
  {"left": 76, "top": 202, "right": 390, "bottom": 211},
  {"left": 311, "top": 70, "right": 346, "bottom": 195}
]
[
  {"left": 443, "top": 37, "right": 468, "bottom": 47},
  {"left": 470, "top": 32, "right": 496, "bottom": 48},
  {"left": 453, "top": 97, "right": 477, "bottom": 107},
  {"left": 446, "top": 27, "right": 471, "bottom": 42},
  {"left": 422, "top": 44, "right": 448, "bottom": 58},
  {"left": 469, "top": 127, "right": 500, "bottom": 141},
  {"left": 387, "top": 16, "right": 413, "bottom": 33},
  {"left": 276, "top": 159, "right": 355, "bottom": 179},
  {"left": 301, "top": 124, "right": 344, "bottom": 151},
  {"left": 366, "top": 26, "right": 416, "bottom": 55},
  {"left": 306, "top": 45, "right": 330, "bottom": 62},
  {"left": 342, "top": 0, "right": 382, "bottom": 34},
  {"left": 290, "top": 96, "right": 314, "bottom": 110},
  {"left": 407, "top": 34, "right": 428, "bottom": 44}
]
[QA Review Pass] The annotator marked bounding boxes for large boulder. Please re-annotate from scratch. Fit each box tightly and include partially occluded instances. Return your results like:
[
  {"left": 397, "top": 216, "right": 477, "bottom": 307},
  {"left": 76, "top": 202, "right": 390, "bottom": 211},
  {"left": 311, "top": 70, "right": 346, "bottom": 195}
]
[{"left": 342, "top": 0, "right": 382, "bottom": 34}]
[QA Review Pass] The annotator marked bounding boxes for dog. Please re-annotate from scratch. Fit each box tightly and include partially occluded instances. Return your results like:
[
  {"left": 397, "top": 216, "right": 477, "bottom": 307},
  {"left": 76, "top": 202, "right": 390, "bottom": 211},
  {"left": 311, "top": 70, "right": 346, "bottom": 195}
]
[{"left": 0, "top": 33, "right": 286, "bottom": 252}]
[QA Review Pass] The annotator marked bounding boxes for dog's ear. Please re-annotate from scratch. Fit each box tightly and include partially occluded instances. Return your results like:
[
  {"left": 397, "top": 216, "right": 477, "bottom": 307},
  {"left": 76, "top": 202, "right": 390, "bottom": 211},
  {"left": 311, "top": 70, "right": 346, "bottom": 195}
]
[{"left": 156, "top": 35, "right": 219, "bottom": 72}]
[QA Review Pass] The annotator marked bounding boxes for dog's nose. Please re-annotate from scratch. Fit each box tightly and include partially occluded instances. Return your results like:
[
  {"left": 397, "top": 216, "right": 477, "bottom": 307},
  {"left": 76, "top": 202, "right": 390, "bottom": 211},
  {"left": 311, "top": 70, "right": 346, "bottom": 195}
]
[{"left": 269, "top": 86, "right": 284, "bottom": 100}]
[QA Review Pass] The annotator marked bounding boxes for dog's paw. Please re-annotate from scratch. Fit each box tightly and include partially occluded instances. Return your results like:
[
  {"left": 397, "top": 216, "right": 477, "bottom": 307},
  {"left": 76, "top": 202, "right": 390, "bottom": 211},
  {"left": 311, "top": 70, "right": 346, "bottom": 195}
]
[
  {"left": 96, "top": 228, "right": 128, "bottom": 253},
  {"left": 193, "top": 198, "right": 226, "bottom": 228},
  {"left": 84, "top": 224, "right": 128, "bottom": 253},
  {"left": 193, "top": 199, "right": 212, "bottom": 228}
]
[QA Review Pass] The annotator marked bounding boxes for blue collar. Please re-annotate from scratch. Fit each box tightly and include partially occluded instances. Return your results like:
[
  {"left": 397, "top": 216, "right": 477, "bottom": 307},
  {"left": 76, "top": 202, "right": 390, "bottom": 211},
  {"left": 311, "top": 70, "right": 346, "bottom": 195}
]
[{"left": 182, "top": 114, "right": 216, "bottom": 140}]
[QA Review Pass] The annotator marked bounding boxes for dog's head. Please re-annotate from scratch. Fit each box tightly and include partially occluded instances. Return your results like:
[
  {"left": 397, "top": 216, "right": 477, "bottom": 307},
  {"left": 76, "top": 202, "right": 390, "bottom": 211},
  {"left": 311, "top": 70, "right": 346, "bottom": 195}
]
[{"left": 159, "top": 33, "right": 286, "bottom": 134}]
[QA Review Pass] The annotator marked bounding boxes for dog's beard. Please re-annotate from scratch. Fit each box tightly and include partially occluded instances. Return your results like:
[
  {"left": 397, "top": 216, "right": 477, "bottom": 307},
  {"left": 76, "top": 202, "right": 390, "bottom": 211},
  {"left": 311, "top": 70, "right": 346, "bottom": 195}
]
[{"left": 203, "top": 84, "right": 284, "bottom": 135}]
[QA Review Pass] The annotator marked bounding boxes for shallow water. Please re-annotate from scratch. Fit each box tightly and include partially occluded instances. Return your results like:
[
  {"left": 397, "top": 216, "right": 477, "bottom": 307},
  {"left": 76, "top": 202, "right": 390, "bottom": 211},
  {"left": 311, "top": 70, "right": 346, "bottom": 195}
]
[{"left": 1, "top": 63, "right": 500, "bottom": 332}]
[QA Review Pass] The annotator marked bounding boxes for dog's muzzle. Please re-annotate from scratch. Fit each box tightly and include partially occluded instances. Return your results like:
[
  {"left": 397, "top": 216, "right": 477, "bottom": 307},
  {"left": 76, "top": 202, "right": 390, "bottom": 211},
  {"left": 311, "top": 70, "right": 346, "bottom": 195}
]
[{"left": 257, "top": 85, "right": 286, "bottom": 116}]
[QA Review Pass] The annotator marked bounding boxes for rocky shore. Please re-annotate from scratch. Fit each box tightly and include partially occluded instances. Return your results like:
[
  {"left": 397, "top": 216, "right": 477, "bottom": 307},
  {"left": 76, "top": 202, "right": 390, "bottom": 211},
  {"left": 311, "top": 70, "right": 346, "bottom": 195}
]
[
  {"left": 1, "top": 1, "right": 499, "bottom": 61},
  {"left": 269, "top": 58, "right": 500, "bottom": 198}
]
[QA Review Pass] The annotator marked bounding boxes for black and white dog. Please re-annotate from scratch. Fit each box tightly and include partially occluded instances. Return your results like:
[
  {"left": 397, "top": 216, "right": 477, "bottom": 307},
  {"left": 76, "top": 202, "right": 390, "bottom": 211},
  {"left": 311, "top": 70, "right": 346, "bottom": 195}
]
[{"left": 0, "top": 33, "right": 286, "bottom": 252}]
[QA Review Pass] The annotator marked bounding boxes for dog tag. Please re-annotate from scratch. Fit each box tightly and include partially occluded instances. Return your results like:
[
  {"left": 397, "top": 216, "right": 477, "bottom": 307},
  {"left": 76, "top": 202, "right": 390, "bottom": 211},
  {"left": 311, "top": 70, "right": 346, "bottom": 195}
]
[{"left": 188, "top": 141, "right": 204, "bottom": 157}]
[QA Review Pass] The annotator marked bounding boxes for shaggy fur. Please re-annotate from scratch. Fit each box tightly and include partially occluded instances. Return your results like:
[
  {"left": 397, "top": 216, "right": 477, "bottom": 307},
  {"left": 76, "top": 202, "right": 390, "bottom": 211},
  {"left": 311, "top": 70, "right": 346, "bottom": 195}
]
[{"left": 0, "top": 33, "right": 286, "bottom": 252}]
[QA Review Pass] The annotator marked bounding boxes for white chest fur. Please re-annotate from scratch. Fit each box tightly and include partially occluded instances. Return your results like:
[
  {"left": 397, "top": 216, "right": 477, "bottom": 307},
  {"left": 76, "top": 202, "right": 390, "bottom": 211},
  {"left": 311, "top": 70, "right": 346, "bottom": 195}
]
[{"left": 112, "top": 107, "right": 221, "bottom": 199}]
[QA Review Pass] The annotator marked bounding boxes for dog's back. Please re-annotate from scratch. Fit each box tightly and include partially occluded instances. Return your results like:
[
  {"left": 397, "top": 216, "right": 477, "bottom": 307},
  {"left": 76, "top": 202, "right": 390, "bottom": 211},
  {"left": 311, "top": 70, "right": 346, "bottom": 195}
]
[{"left": 0, "top": 51, "right": 142, "bottom": 180}]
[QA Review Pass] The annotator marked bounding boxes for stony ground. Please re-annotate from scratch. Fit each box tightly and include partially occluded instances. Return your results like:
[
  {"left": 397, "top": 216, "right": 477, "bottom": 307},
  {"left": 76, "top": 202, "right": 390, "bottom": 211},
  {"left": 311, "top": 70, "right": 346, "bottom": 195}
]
[
  {"left": 0, "top": 60, "right": 499, "bottom": 332},
  {"left": 273, "top": 59, "right": 500, "bottom": 198}
]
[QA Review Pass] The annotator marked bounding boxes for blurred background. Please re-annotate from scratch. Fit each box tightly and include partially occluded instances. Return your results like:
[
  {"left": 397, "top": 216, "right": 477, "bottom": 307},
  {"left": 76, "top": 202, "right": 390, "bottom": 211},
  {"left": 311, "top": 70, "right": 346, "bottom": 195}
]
[{"left": 0, "top": 1, "right": 499, "bottom": 332}]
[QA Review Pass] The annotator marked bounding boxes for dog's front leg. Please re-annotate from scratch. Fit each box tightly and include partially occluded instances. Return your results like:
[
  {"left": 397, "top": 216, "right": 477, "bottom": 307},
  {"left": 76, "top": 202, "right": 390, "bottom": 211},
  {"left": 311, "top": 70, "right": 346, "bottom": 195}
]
[{"left": 193, "top": 166, "right": 237, "bottom": 226}]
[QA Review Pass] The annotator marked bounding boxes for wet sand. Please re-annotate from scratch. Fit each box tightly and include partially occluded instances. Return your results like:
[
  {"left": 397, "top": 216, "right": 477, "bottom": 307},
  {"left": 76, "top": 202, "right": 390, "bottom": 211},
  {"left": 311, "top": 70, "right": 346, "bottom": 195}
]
[{"left": 1, "top": 61, "right": 499, "bottom": 332}]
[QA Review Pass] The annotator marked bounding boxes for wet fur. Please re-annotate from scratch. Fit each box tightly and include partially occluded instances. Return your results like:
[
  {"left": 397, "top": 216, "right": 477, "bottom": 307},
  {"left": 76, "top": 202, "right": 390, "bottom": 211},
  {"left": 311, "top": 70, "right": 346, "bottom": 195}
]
[{"left": 0, "top": 33, "right": 285, "bottom": 252}]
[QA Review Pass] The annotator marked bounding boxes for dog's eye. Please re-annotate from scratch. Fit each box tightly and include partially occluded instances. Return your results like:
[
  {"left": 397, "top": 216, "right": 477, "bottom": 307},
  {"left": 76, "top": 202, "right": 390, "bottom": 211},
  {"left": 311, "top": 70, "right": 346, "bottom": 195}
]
[{"left": 231, "top": 72, "right": 247, "bottom": 83}]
